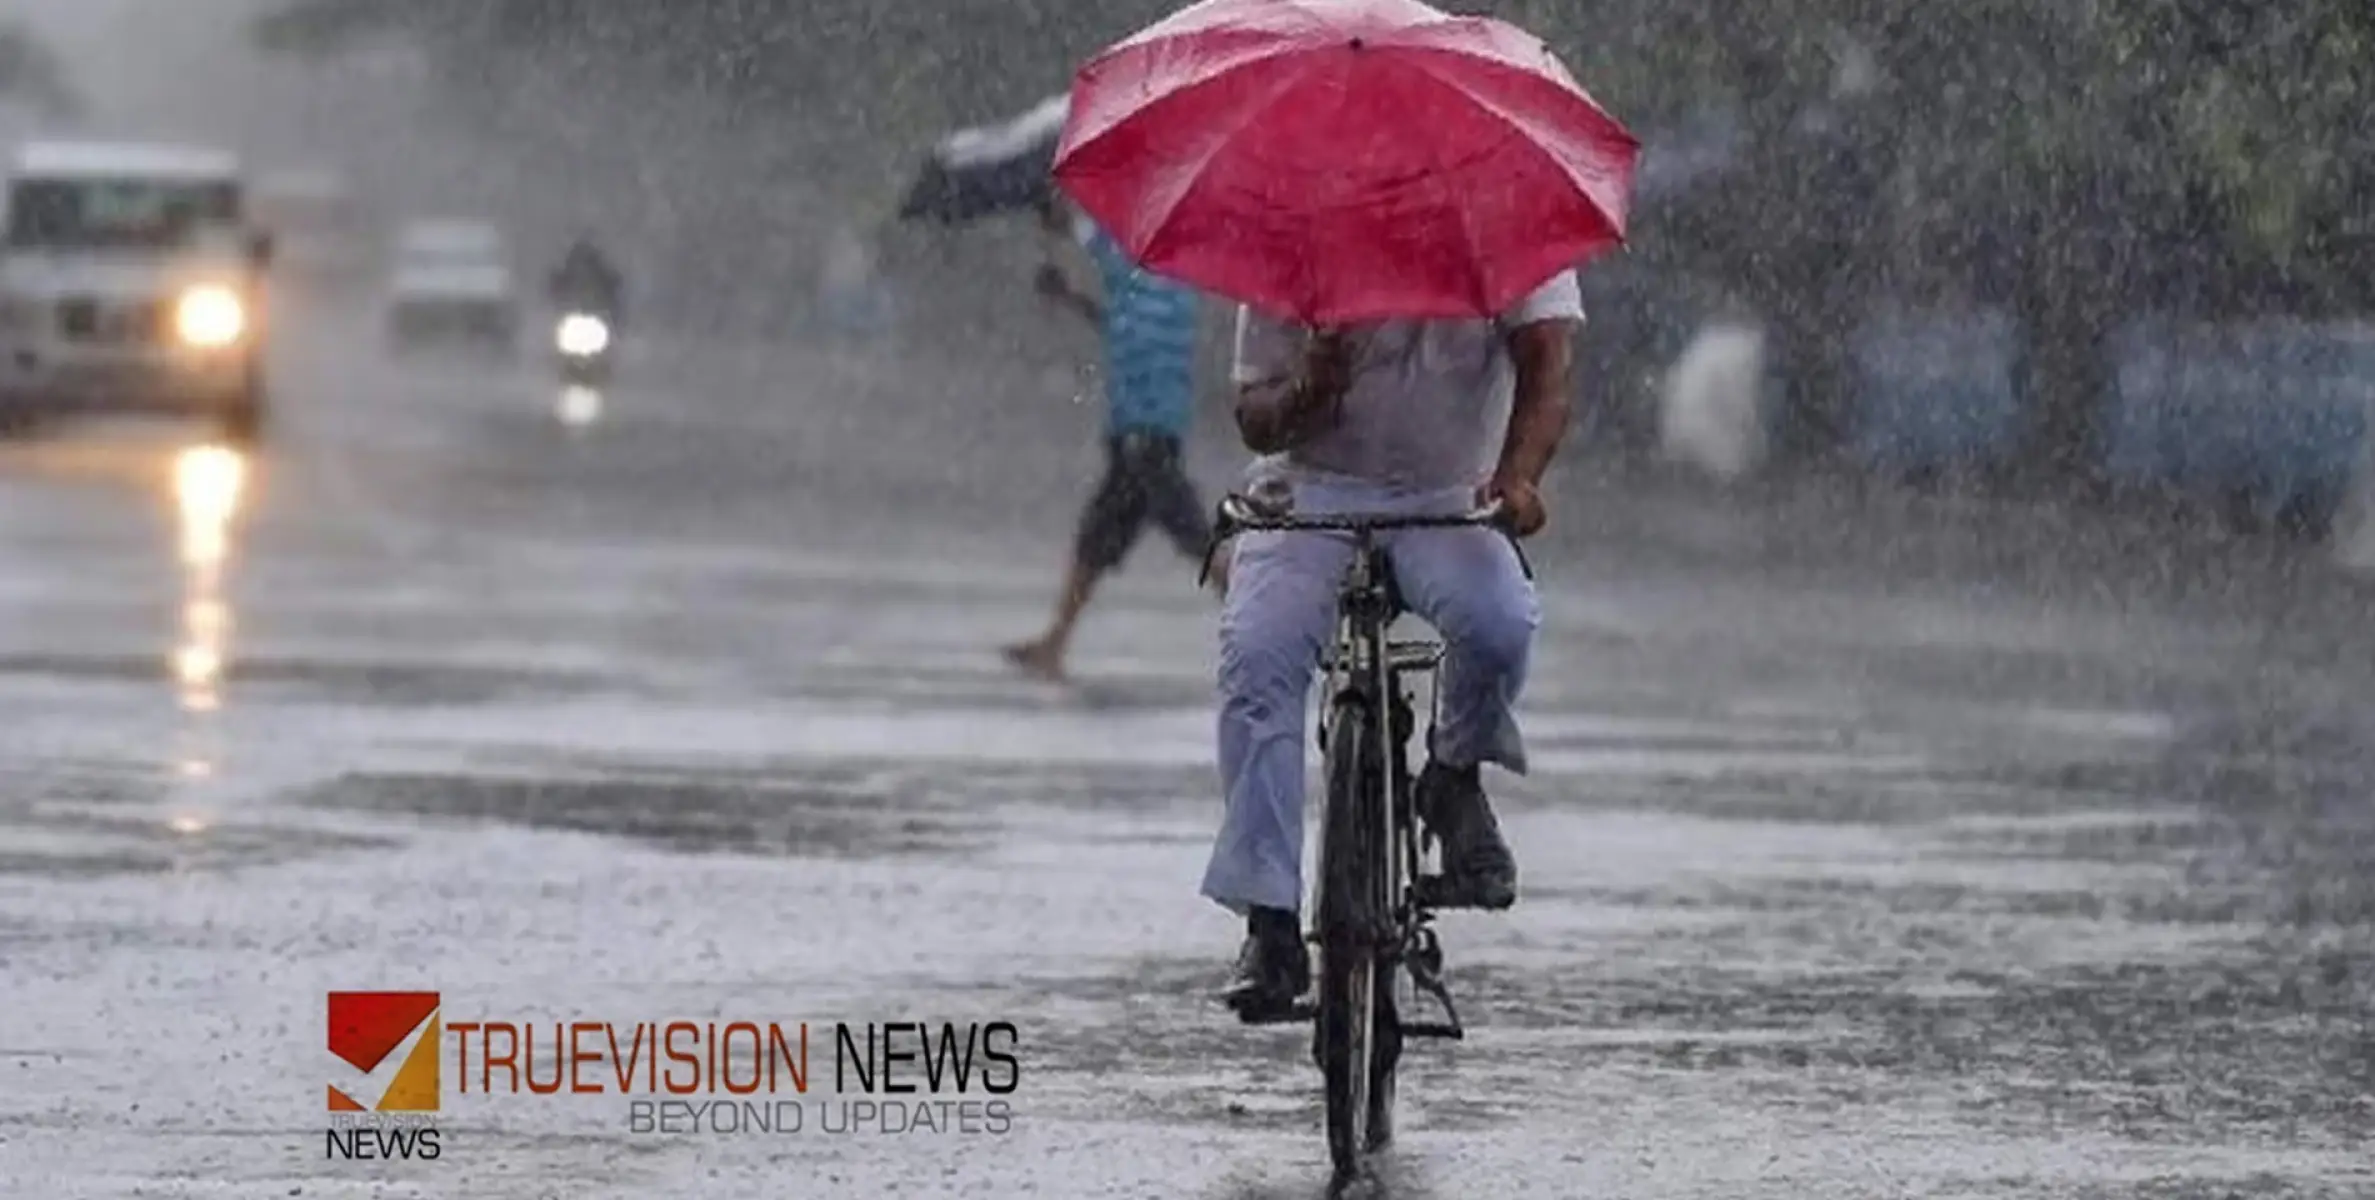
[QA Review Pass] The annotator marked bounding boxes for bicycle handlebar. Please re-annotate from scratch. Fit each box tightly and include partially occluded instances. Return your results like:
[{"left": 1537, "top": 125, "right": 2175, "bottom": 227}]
[
  {"left": 1214, "top": 493, "right": 1510, "bottom": 535},
  {"left": 1200, "top": 493, "right": 1534, "bottom": 588}
]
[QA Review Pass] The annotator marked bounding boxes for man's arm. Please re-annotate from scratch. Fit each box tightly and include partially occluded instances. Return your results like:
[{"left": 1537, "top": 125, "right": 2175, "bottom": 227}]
[
  {"left": 1032, "top": 199, "right": 1106, "bottom": 330},
  {"left": 1478, "top": 269, "right": 1586, "bottom": 535},
  {"left": 1033, "top": 261, "right": 1103, "bottom": 328},
  {"left": 1493, "top": 318, "right": 1577, "bottom": 490}
]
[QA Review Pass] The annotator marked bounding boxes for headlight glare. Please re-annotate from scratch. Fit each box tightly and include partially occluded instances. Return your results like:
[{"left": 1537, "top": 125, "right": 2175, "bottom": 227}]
[
  {"left": 555, "top": 313, "right": 610, "bottom": 357},
  {"left": 176, "top": 286, "right": 247, "bottom": 348}
]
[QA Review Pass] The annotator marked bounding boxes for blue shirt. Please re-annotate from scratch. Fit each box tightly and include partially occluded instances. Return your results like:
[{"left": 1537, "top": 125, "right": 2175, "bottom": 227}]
[{"left": 1081, "top": 226, "right": 1198, "bottom": 438}]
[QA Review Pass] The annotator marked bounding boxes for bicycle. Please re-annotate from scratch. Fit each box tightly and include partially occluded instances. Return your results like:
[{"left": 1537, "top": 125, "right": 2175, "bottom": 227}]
[{"left": 1205, "top": 489, "right": 1527, "bottom": 1180}]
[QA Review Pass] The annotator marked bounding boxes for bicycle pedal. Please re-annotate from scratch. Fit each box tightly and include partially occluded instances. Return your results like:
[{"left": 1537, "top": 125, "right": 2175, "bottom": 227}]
[
  {"left": 1403, "top": 945, "right": 1467, "bottom": 1037},
  {"left": 1399, "top": 1021, "right": 1464, "bottom": 1041}
]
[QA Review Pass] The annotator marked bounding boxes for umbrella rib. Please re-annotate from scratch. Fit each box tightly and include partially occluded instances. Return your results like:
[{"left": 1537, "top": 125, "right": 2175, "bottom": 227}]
[
  {"left": 1381, "top": 56, "right": 1493, "bottom": 315},
  {"left": 1066, "top": 28, "right": 1305, "bottom": 149},
  {"left": 1127, "top": 56, "right": 1333, "bottom": 281},
  {"left": 1390, "top": 45, "right": 1638, "bottom": 222}
]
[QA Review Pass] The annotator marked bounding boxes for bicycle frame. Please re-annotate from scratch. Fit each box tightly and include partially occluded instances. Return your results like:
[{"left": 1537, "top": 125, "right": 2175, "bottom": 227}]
[
  {"left": 1317, "top": 531, "right": 1438, "bottom": 947},
  {"left": 1207, "top": 492, "right": 1505, "bottom": 1177},
  {"left": 1197, "top": 489, "right": 1510, "bottom": 1178}
]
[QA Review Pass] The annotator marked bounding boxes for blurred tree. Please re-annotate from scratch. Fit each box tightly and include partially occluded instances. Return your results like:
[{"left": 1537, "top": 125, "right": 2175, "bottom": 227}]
[
  {"left": 2134, "top": 0, "right": 2375, "bottom": 311},
  {"left": 1529, "top": 0, "right": 2371, "bottom": 481},
  {"left": 0, "top": 22, "right": 81, "bottom": 117},
  {"left": 252, "top": 0, "right": 2370, "bottom": 484},
  {"left": 1882, "top": 0, "right": 2374, "bottom": 480}
]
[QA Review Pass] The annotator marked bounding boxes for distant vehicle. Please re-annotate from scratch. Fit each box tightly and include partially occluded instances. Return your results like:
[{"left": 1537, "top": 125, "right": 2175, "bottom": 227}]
[
  {"left": 384, "top": 219, "right": 517, "bottom": 353},
  {"left": 546, "top": 238, "right": 621, "bottom": 389},
  {"left": 252, "top": 169, "right": 368, "bottom": 288},
  {"left": 0, "top": 140, "right": 271, "bottom": 441}
]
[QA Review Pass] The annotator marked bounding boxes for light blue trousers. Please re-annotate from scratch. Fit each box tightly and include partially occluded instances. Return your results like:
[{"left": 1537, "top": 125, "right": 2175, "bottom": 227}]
[{"left": 1200, "top": 480, "right": 1539, "bottom": 914}]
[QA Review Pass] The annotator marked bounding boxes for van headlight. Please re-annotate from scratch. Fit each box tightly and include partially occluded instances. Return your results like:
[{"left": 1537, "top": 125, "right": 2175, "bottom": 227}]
[
  {"left": 176, "top": 286, "right": 248, "bottom": 348},
  {"left": 555, "top": 312, "right": 610, "bottom": 357}
]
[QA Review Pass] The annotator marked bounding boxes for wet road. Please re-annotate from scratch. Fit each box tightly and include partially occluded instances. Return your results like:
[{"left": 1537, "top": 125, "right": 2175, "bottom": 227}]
[{"left": 1, "top": 295, "right": 2371, "bottom": 1199}]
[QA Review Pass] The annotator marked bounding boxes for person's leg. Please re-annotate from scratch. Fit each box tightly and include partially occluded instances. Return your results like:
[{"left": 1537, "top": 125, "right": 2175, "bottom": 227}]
[
  {"left": 1202, "top": 527, "right": 1351, "bottom": 913},
  {"left": 1004, "top": 558, "right": 1101, "bottom": 680},
  {"left": 1389, "top": 525, "right": 1539, "bottom": 907},
  {"left": 1005, "top": 438, "right": 1146, "bottom": 679},
  {"left": 1394, "top": 526, "right": 1540, "bottom": 772},
  {"left": 1206, "top": 525, "right": 1350, "bottom": 1015}
]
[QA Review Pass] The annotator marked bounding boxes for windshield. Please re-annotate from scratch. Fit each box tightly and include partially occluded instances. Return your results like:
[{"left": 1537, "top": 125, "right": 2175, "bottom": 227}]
[{"left": 4, "top": 177, "right": 243, "bottom": 250}]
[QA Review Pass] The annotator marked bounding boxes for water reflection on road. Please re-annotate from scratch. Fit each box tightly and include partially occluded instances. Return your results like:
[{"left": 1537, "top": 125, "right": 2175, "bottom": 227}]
[
  {"left": 168, "top": 441, "right": 247, "bottom": 825},
  {"left": 556, "top": 384, "right": 604, "bottom": 429},
  {"left": 172, "top": 443, "right": 245, "bottom": 715}
]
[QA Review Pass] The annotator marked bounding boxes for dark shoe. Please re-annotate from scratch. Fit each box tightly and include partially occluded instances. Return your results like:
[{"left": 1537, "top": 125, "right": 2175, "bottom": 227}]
[
  {"left": 1221, "top": 906, "right": 1309, "bottom": 1022},
  {"left": 1415, "top": 762, "right": 1517, "bottom": 909}
]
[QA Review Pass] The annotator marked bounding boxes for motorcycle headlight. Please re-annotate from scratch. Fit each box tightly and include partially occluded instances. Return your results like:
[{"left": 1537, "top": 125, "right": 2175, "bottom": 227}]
[
  {"left": 176, "top": 286, "right": 247, "bottom": 348},
  {"left": 555, "top": 313, "right": 611, "bottom": 357}
]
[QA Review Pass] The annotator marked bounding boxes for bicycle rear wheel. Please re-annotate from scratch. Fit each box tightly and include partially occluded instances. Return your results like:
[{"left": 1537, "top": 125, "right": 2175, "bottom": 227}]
[{"left": 1315, "top": 694, "right": 1393, "bottom": 1176}]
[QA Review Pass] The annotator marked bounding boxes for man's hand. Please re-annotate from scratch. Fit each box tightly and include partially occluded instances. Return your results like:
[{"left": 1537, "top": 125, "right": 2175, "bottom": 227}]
[
  {"left": 1306, "top": 330, "right": 1353, "bottom": 400},
  {"left": 1235, "top": 381, "right": 1336, "bottom": 454},
  {"left": 1478, "top": 474, "right": 1548, "bottom": 537},
  {"left": 1235, "top": 329, "right": 1353, "bottom": 453}
]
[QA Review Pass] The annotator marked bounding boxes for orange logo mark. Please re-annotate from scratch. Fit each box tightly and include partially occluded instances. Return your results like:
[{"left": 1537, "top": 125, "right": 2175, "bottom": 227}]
[{"left": 328, "top": 991, "right": 442, "bottom": 1112}]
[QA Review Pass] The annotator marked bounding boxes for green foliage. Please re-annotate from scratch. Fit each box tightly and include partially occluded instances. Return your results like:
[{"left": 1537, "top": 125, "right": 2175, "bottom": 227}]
[
  {"left": 2139, "top": 0, "right": 2372, "bottom": 279},
  {"left": 251, "top": 0, "right": 2365, "bottom": 308}
]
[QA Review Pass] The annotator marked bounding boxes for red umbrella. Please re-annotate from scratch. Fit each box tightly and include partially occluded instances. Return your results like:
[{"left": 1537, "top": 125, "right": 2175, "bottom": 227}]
[{"left": 1052, "top": 0, "right": 1640, "bottom": 325}]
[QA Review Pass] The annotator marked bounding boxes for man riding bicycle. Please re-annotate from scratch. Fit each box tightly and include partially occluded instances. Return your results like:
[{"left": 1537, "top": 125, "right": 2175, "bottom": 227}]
[{"left": 1209, "top": 272, "right": 1583, "bottom": 1020}]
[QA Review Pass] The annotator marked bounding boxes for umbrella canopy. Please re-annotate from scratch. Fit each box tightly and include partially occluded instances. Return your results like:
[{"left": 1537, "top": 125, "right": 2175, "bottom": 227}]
[
  {"left": 1053, "top": 0, "right": 1639, "bottom": 324},
  {"left": 897, "top": 93, "right": 1070, "bottom": 225}
]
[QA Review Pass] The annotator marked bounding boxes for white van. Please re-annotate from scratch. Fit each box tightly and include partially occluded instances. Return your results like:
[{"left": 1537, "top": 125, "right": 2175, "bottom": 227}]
[
  {"left": 384, "top": 218, "right": 520, "bottom": 353},
  {"left": 0, "top": 141, "right": 270, "bottom": 440}
]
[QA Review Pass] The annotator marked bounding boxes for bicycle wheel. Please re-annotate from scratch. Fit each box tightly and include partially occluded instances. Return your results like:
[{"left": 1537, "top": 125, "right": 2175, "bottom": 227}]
[
  {"left": 1315, "top": 694, "right": 1392, "bottom": 1176},
  {"left": 1369, "top": 690, "right": 1420, "bottom": 1149}
]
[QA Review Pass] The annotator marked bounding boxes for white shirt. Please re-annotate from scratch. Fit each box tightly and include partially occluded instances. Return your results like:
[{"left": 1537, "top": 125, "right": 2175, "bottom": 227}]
[{"left": 1231, "top": 272, "right": 1585, "bottom": 490}]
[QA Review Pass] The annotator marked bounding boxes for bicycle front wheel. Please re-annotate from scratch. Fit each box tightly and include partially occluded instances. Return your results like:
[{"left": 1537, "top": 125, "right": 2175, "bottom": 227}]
[{"left": 1315, "top": 694, "right": 1393, "bottom": 1177}]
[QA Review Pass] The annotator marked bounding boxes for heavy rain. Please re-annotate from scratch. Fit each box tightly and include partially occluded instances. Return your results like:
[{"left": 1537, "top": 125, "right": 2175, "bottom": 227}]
[{"left": 0, "top": 1, "right": 2369, "bottom": 1196}]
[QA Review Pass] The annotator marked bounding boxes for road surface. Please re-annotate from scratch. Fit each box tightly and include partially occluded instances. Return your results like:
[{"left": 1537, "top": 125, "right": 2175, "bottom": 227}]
[{"left": 0, "top": 288, "right": 2369, "bottom": 1199}]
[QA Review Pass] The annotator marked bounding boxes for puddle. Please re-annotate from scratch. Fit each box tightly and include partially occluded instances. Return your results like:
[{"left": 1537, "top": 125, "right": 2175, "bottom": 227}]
[
  {"left": 295, "top": 770, "right": 993, "bottom": 858},
  {"left": 0, "top": 652, "right": 614, "bottom": 706},
  {"left": 0, "top": 810, "right": 395, "bottom": 878}
]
